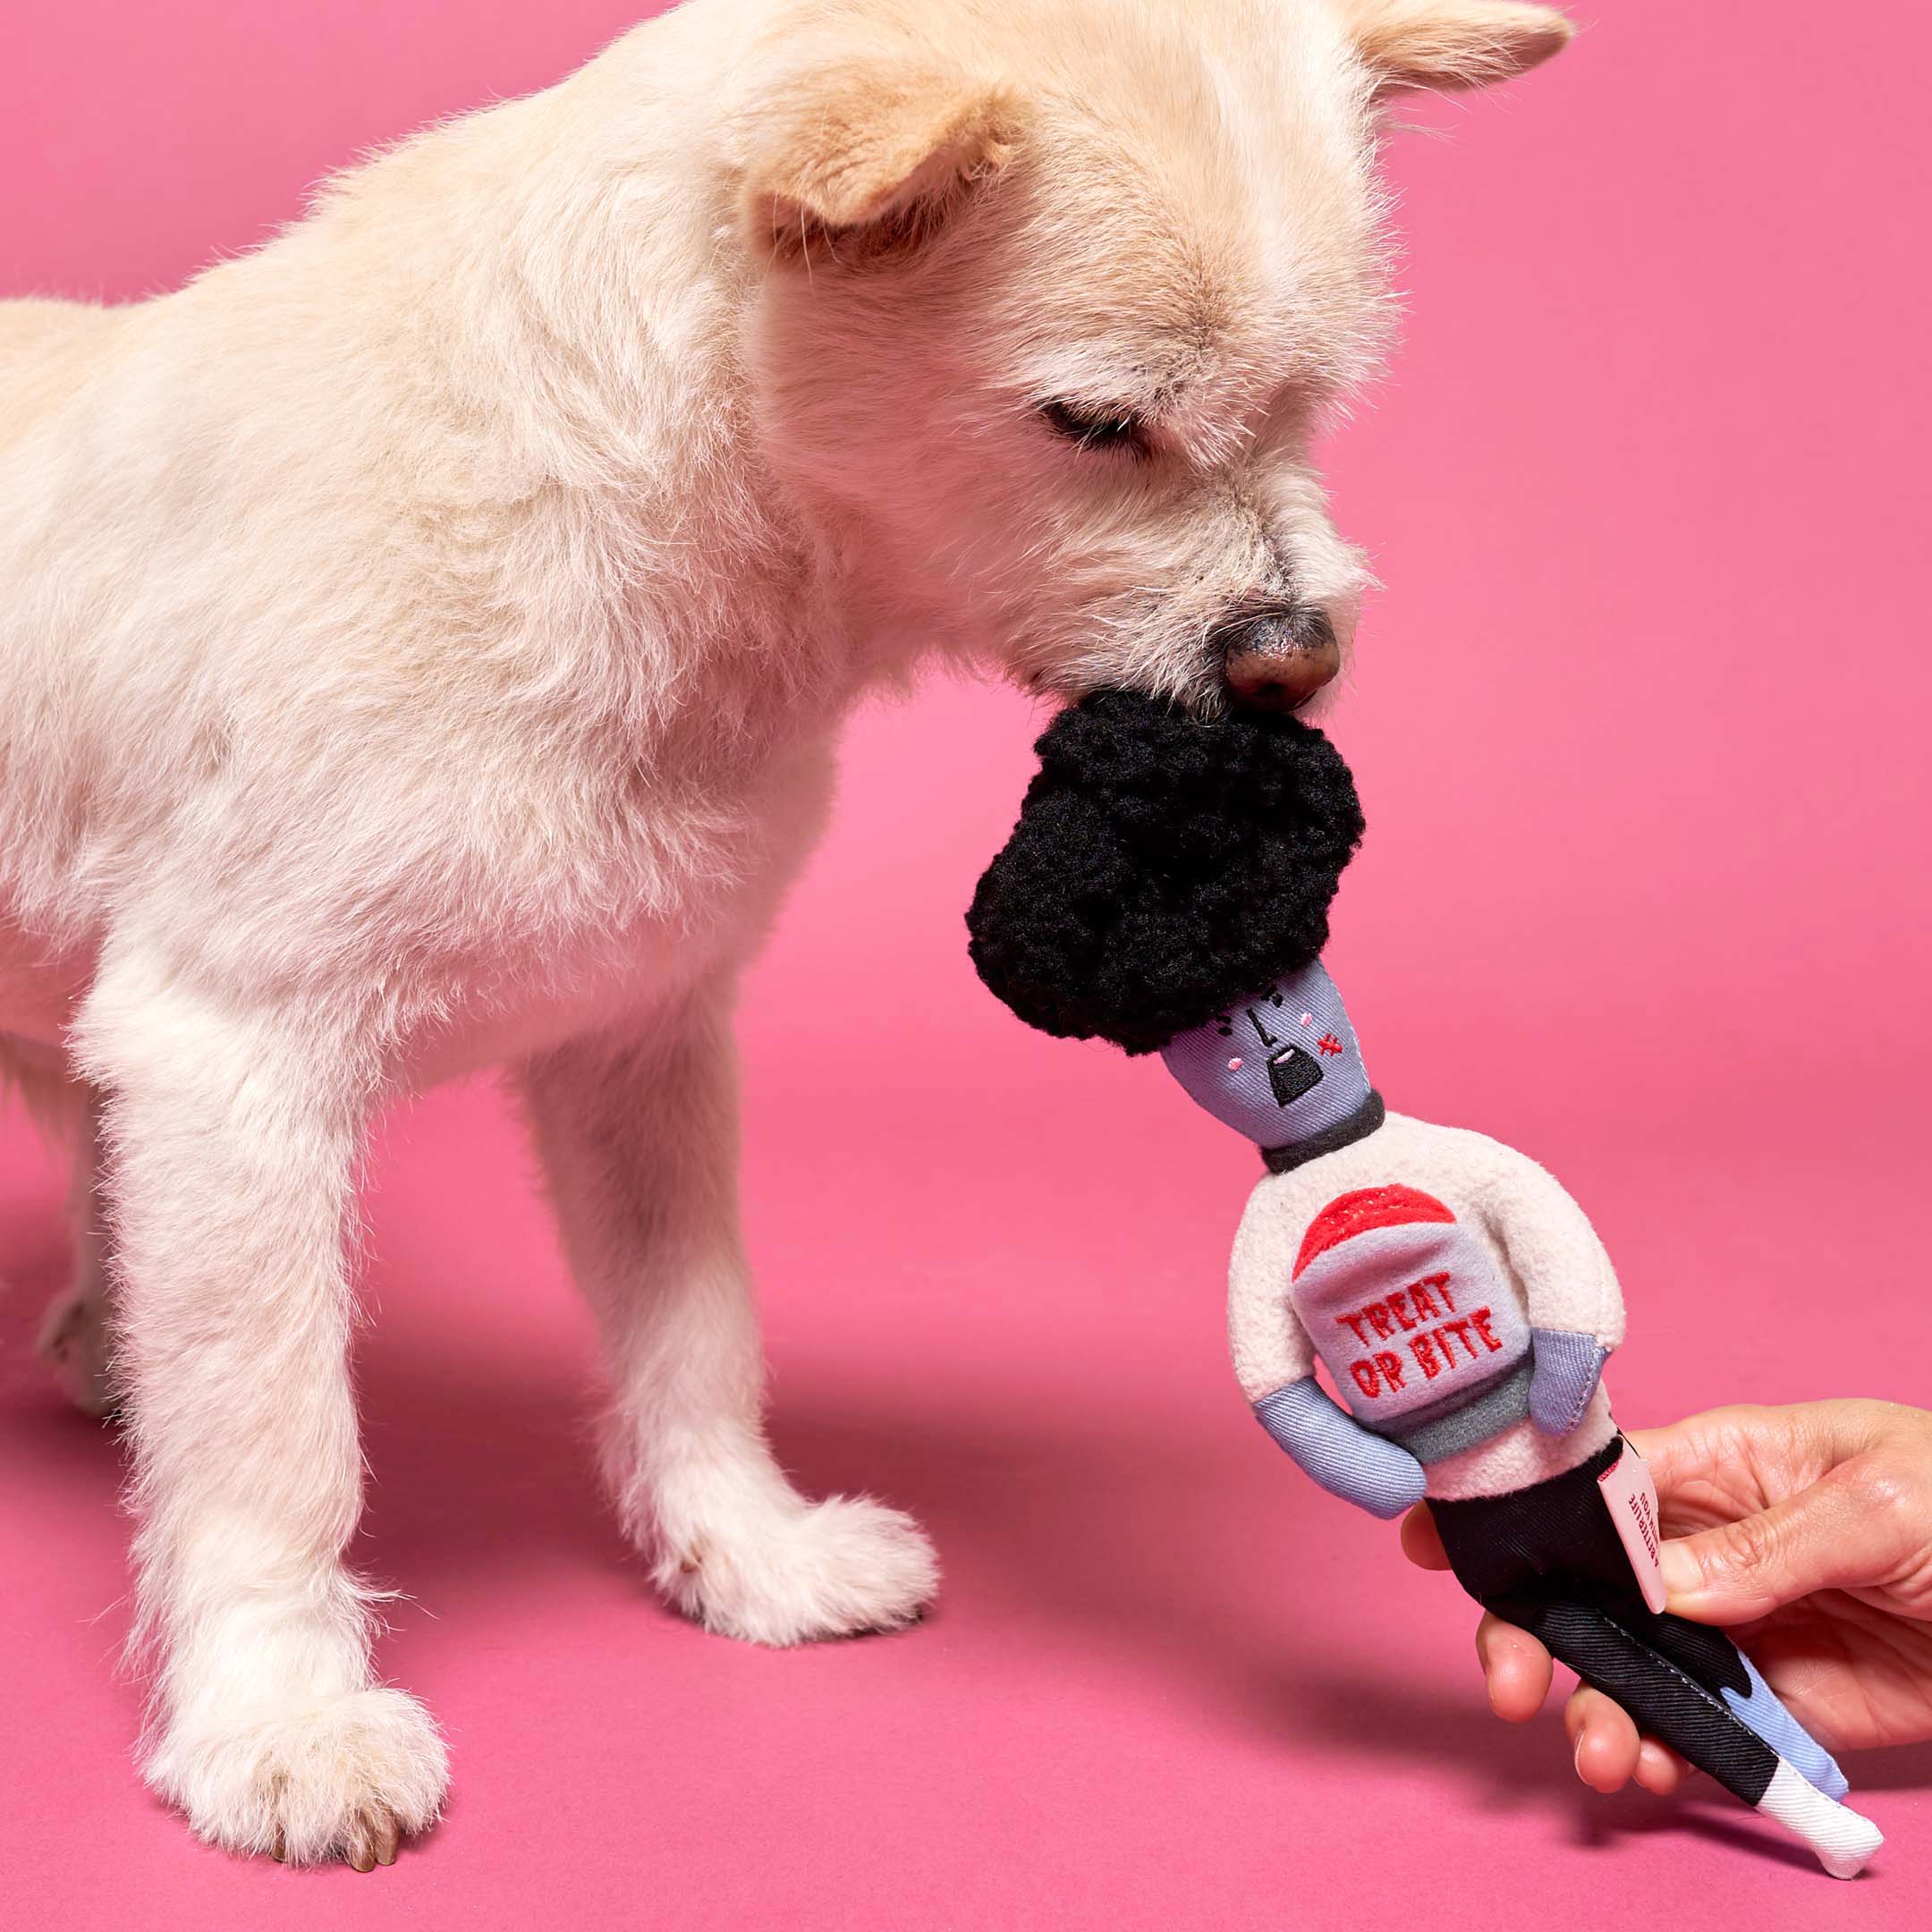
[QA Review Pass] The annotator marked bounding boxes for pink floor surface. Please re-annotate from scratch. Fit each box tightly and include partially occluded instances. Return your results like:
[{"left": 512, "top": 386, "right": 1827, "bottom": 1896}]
[
  {"left": 5, "top": 2, "right": 1932, "bottom": 1927},
  {"left": 4, "top": 677, "right": 1929, "bottom": 1931}
]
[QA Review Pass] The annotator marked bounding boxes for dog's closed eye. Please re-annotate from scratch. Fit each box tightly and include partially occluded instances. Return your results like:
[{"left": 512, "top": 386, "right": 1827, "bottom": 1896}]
[{"left": 1037, "top": 398, "right": 1151, "bottom": 458}]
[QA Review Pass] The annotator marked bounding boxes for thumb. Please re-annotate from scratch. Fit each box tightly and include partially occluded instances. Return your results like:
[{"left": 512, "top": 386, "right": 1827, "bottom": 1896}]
[{"left": 1658, "top": 1467, "right": 1877, "bottom": 1623}]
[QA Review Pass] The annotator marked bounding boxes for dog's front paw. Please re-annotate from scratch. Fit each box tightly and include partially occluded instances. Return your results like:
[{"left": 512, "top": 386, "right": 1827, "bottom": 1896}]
[
  {"left": 147, "top": 1686, "right": 448, "bottom": 1868},
  {"left": 36, "top": 1279, "right": 116, "bottom": 1418},
  {"left": 659, "top": 1494, "right": 938, "bottom": 1646}
]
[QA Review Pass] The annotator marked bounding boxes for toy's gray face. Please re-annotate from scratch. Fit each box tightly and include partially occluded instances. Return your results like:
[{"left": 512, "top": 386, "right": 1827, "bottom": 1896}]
[{"left": 1159, "top": 960, "right": 1370, "bottom": 1150}]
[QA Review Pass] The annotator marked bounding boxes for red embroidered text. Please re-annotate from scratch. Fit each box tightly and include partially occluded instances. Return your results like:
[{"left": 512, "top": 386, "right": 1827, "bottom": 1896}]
[{"left": 1335, "top": 1275, "right": 1504, "bottom": 1399}]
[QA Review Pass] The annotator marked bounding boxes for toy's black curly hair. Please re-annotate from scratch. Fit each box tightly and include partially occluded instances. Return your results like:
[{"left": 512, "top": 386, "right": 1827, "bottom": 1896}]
[{"left": 966, "top": 691, "right": 1363, "bottom": 1055}]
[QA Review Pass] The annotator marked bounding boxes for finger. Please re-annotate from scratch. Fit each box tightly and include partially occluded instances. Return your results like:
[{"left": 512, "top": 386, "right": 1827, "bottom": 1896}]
[
  {"left": 1400, "top": 1503, "right": 1451, "bottom": 1571},
  {"left": 1658, "top": 1462, "right": 1902, "bottom": 1623},
  {"left": 1550, "top": 1674, "right": 1693, "bottom": 1794},
  {"left": 1628, "top": 1408, "right": 1784, "bottom": 1513},
  {"left": 1633, "top": 1736, "right": 1694, "bottom": 1796},
  {"left": 1477, "top": 1613, "right": 1553, "bottom": 1723},
  {"left": 1565, "top": 1684, "right": 1640, "bottom": 1792},
  {"left": 1632, "top": 1402, "right": 1884, "bottom": 1517}
]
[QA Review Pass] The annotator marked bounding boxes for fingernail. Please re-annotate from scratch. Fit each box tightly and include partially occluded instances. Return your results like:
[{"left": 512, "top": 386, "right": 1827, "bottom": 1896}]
[{"left": 1660, "top": 1541, "right": 1699, "bottom": 1600}]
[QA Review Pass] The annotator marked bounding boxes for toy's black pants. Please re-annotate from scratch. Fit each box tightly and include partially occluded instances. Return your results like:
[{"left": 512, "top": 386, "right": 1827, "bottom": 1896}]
[{"left": 1430, "top": 1436, "right": 1780, "bottom": 1805}]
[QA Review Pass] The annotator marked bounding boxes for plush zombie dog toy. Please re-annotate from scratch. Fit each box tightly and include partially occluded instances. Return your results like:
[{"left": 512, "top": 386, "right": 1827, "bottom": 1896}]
[{"left": 967, "top": 692, "right": 1882, "bottom": 1879}]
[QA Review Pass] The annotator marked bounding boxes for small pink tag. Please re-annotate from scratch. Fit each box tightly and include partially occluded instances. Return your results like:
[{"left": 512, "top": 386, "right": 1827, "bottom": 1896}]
[{"left": 1597, "top": 1439, "right": 1667, "bottom": 1614}]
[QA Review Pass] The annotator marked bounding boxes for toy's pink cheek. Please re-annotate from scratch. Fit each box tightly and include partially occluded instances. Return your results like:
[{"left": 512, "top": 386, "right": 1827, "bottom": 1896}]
[{"left": 1227, "top": 1057, "right": 1243, "bottom": 1072}]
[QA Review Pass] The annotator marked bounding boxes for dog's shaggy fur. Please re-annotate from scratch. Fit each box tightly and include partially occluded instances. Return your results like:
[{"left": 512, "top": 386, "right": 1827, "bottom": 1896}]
[{"left": 0, "top": 0, "right": 1570, "bottom": 1866}]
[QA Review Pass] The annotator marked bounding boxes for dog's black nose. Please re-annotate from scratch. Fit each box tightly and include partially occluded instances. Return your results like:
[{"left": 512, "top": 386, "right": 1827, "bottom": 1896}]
[{"left": 1219, "top": 606, "right": 1339, "bottom": 711}]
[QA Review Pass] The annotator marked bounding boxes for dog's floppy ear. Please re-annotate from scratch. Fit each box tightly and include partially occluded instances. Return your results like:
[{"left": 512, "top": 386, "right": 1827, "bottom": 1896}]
[
  {"left": 743, "top": 57, "right": 1022, "bottom": 267},
  {"left": 1347, "top": 1, "right": 1574, "bottom": 95}
]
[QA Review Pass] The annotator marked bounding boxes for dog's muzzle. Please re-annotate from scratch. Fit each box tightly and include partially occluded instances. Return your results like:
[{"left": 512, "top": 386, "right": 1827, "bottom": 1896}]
[{"left": 1218, "top": 606, "right": 1340, "bottom": 711}]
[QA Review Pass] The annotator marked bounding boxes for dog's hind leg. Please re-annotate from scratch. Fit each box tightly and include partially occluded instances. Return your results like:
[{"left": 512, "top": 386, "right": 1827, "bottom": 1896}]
[
  {"left": 33, "top": 1076, "right": 119, "bottom": 1417},
  {"left": 0, "top": 1035, "right": 115, "bottom": 1415},
  {"left": 72, "top": 955, "right": 445, "bottom": 1866},
  {"left": 520, "top": 984, "right": 938, "bottom": 1646}
]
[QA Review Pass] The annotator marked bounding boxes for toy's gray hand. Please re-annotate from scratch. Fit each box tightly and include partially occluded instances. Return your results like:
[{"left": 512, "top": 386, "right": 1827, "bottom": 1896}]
[
  {"left": 1529, "top": 1326, "right": 1608, "bottom": 1435},
  {"left": 1254, "top": 1378, "right": 1427, "bottom": 1518}
]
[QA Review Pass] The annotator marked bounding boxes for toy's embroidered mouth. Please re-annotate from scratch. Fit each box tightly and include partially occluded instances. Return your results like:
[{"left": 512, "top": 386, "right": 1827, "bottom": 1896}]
[
  {"left": 1239, "top": 1000, "right": 1329, "bottom": 1107},
  {"left": 1266, "top": 1043, "right": 1325, "bottom": 1108}
]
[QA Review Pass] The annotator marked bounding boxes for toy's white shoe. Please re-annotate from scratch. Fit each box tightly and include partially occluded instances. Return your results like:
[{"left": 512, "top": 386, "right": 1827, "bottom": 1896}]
[{"left": 1757, "top": 1758, "right": 1883, "bottom": 1878}]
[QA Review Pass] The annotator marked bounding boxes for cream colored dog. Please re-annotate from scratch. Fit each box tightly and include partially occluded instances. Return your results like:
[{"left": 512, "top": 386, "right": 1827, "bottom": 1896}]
[{"left": 0, "top": 0, "right": 1571, "bottom": 1868}]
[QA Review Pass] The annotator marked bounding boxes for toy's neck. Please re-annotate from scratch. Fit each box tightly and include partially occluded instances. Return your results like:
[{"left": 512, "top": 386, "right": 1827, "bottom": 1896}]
[
  {"left": 1157, "top": 958, "right": 1385, "bottom": 1168},
  {"left": 1258, "top": 1089, "right": 1386, "bottom": 1173}
]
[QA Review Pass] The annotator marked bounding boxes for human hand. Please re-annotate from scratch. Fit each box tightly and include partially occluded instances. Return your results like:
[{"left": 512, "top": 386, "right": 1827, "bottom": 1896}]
[{"left": 1402, "top": 1401, "right": 1932, "bottom": 1794}]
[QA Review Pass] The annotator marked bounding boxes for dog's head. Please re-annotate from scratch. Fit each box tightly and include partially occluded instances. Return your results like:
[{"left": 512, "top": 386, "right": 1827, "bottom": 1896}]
[{"left": 736, "top": 0, "right": 1572, "bottom": 715}]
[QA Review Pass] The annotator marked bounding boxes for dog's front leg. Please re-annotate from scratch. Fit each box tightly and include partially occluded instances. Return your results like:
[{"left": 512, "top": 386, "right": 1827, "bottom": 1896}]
[
  {"left": 521, "top": 988, "right": 937, "bottom": 1644},
  {"left": 74, "top": 962, "right": 446, "bottom": 1866}
]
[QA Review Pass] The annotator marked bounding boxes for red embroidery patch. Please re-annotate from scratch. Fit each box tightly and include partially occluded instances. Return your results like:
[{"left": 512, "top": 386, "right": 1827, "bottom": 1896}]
[
  {"left": 1317, "top": 1033, "right": 1343, "bottom": 1056},
  {"left": 1293, "top": 1186, "right": 1457, "bottom": 1277}
]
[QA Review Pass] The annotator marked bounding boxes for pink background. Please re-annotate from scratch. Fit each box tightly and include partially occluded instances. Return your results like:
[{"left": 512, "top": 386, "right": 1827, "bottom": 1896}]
[{"left": 3, "top": 3, "right": 1928, "bottom": 1926}]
